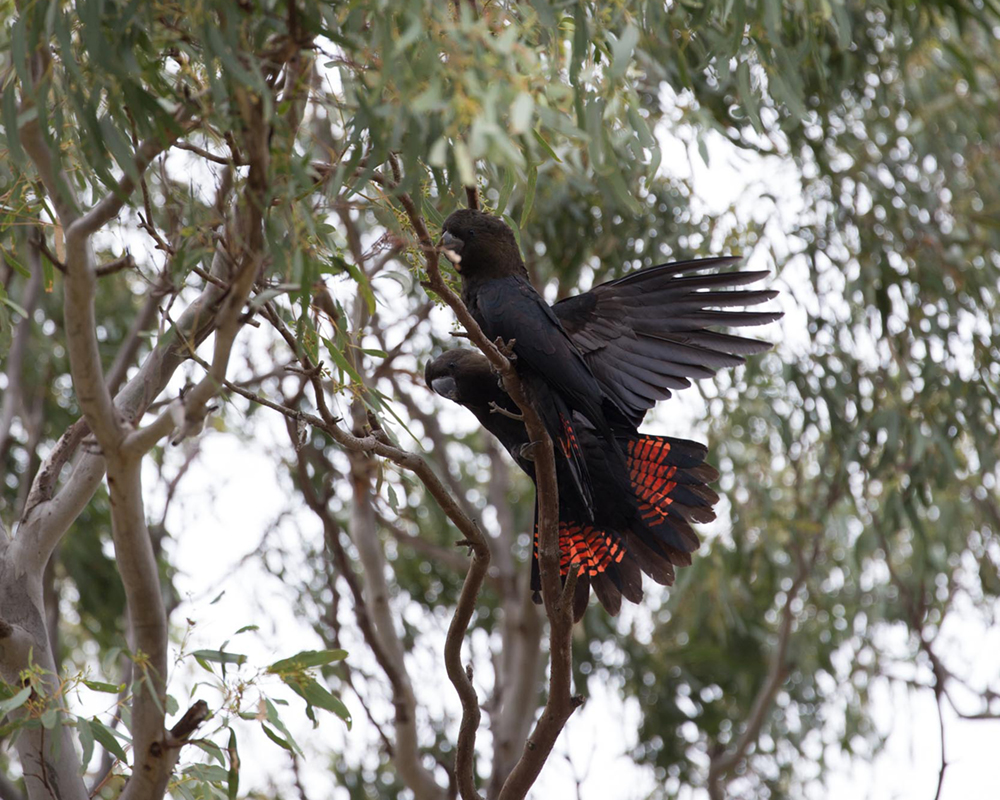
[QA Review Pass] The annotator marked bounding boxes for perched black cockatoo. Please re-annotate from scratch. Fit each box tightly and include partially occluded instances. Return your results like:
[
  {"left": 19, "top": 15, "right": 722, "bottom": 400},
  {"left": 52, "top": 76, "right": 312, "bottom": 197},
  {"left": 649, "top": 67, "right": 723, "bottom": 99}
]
[{"left": 434, "top": 210, "right": 781, "bottom": 616}]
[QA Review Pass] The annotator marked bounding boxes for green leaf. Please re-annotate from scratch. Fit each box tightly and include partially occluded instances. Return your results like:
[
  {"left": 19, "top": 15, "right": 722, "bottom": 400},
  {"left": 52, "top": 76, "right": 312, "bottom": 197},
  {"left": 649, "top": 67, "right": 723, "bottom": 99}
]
[
  {"left": 510, "top": 92, "right": 534, "bottom": 135},
  {"left": 264, "top": 699, "right": 302, "bottom": 755},
  {"left": 268, "top": 649, "right": 347, "bottom": 674},
  {"left": 191, "top": 649, "right": 247, "bottom": 666},
  {"left": 519, "top": 165, "right": 538, "bottom": 228},
  {"left": 338, "top": 255, "right": 377, "bottom": 315},
  {"left": 736, "top": 61, "right": 763, "bottom": 134},
  {"left": 0, "top": 685, "right": 31, "bottom": 717},
  {"left": 183, "top": 763, "right": 230, "bottom": 782},
  {"left": 610, "top": 25, "right": 639, "bottom": 81},
  {"left": 497, "top": 166, "right": 517, "bottom": 215},
  {"left": 192, "top": 738, "right": 227, "bottom": 766},
  {"left": 10, "top": 16, "right": 30, "bottom": 101},
  {"left": 227, "top": 729, "right": 240, "bottom": 800},
  {"left": 531, "top": 128, "right": 562, "bottom": 163},
  {"left": 769, "top": 70, "right": 808, "bottom": 122},
  {"left": 1, "top": 83, "right": 25, "bottom": 166},
  {"left": 99, "top": 117, "right": 140, "bottom": 186},
  {"left": 428, "top": 137, "right": 448, "bottom": 168},
  {"left": 322, "top": 336, "right": 364, "bottom": 385},
  {"left": 260, "top": 722, "right": 293, "bottom": 752},
  {"left": 175, "top": 783, "right": 198, "bottom": 800},
  {"left": 0, "top": 293, "right": 29, "bottom": 319},
  {"left": 0, "top": 239, "right": 28, "bottom": 278},
  {"left": 234, "top": 625, "right": 259, "bottom": 635},
  {"left": 570, "top": 4, "right": 589, "bottom": 84},
  {"left": 205, "top": 25, "right": 261, "bottom": 91},
  {"left": 453, "top": 139, "right": 476, "bottom": 186},
  {"left": 286, "top": 677, "right": 352, "bottom": 728},
  {"left": 83, "top": 680, "right": 125, "bottom": 694},
  {"left": 77, "top": 715, "right": 95, "bottom": 769},
  {"left": 89, "top": 718, "right": 128, "bottom": 762},
  {"left": 627, "top": 104, "right": 656, "bottom": 149},
  {"left": 250, "top": 284, "right": 299, "bottom": 310}
]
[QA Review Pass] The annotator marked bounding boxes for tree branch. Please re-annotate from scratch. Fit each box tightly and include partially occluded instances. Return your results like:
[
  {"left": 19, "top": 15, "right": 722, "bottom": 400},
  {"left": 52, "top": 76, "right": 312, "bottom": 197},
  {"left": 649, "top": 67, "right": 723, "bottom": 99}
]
[
  {"left": 287, "top": 420, "right": 446, "bottom": 800},
  {"left": 379, "top": 154, "right": 574, "bottom": 799},
  {"left": 124, "top": 102, "right": 269, "bottom": 455},
  {"left": 487, "top": 441, "right": 542, "bottom": 798},
  {"left": 71, "top": 118, "right": 196, "bottom": 240},
  {"left": 706, "top": 532, "right": 821, "bottom": 798},
  {"left": 0, "top": 230, "right": 44, "bottom": 464}
]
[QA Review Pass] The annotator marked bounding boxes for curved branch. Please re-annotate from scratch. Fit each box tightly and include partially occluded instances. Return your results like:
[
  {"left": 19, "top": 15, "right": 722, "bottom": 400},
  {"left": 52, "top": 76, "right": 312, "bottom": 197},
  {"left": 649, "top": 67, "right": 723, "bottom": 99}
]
[
  {"left": 379, "top": 158, "right": 575, "bottom": 799},
  {"left": 705, "top": 531, "right": 822, "bottom": 799}
]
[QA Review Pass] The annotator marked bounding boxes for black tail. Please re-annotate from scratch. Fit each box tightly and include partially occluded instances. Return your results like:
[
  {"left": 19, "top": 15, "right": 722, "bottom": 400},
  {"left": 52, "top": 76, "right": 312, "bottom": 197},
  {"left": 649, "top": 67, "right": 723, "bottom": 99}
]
[{"left": 530, "top": 432, "right": 720, "bottom": 619}]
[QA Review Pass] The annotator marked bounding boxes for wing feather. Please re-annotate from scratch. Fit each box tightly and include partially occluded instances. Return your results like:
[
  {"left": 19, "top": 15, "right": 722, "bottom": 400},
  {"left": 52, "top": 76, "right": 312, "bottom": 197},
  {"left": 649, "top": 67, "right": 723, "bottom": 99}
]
[{"left": 554, "top": 257, "right": 782, "bottom": 424}]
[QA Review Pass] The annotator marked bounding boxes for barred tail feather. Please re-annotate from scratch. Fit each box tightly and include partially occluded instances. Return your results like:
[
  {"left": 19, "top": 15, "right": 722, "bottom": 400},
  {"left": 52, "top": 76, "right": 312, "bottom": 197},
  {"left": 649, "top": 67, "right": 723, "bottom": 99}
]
[
  {"left": 625, "top": 434, "right": 720, "bottom": 553},
  {"left": 531, "top": 521, "right": 639, "bottom": 617}
]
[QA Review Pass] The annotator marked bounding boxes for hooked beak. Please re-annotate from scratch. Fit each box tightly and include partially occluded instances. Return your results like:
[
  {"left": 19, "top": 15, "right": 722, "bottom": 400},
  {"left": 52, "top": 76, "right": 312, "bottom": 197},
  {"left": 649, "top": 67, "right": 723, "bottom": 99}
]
[
  {"left": 438, "top": 231, "right": 464, "bottom": 269},
  {"left": 430, "top": 376, "right": 459, "bottom": 401}
]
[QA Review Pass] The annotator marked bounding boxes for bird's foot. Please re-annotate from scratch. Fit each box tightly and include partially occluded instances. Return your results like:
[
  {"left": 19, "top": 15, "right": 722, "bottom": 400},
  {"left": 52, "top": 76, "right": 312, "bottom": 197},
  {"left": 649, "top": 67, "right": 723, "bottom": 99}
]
[
  {"left": 493, "top": 336, "right": 517, "bottom": 360},
  {"left": 489, "top": 401, "right": 524, "bottom": 422},
  {"left": 512, "top": 440, "right": 543, "bottom": 461}
]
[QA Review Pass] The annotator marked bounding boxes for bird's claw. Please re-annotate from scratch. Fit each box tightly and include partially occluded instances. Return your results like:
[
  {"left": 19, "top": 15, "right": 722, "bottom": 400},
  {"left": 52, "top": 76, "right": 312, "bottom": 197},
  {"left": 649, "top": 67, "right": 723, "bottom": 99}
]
[
  {"left": 493, "top": 336, "right": 516, "bottom": 360},
  {"left": 513, "top": 440, "right": 542, "bottom": 461},
  {"left": 489, "top": 401, "right": 524, "bottom": 421}
]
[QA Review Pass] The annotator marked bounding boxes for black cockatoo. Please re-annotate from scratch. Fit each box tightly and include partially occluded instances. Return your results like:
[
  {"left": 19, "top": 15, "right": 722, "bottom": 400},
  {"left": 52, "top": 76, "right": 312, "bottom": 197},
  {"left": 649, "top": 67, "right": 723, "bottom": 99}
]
[{"left": 434, "top": 209, "right": 781, "bottom": 616}]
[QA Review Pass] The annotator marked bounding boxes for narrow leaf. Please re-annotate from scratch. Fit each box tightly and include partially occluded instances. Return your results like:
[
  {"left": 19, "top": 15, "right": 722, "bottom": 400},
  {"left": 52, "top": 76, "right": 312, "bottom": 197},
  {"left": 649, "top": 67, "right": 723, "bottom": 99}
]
[
  {"left": 89, "top": 718, "right": 128, "bottom": 762},
  {"left": 519, "top": 165, "right": 538, "bottom": 228},
  {"left": 268, "top": 649, "right": 347, "bottom": 674}
]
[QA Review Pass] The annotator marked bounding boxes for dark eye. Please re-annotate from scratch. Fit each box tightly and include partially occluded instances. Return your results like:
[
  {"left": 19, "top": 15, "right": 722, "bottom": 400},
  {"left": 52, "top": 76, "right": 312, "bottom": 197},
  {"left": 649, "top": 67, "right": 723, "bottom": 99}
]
[{"left": 466, "top": 229, "right": 475, "bottom": 238}]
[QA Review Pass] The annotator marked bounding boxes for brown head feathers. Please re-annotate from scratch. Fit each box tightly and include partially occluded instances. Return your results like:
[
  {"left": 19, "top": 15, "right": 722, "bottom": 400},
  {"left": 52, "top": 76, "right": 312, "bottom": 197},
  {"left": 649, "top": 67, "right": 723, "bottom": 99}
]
[{"left": 440, "top": 209, "right": 528, "bottom": 282}]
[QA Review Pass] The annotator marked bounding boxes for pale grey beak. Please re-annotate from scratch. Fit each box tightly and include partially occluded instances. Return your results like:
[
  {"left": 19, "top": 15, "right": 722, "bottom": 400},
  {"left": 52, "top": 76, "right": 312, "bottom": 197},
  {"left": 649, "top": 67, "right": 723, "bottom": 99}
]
[
  {"left": 439, "top": 231, "right": 464, "bottom": 265},
  {"left": 431, "top": 376, "right": 458, "bottom": 400}
]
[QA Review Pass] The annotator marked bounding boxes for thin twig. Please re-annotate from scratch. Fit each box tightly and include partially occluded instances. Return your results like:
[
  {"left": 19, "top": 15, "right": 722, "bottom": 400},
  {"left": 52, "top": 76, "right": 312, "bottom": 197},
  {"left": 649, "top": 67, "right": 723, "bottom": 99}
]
[{"left": 175, "top": 139, "right": 247, "bottom": 166}]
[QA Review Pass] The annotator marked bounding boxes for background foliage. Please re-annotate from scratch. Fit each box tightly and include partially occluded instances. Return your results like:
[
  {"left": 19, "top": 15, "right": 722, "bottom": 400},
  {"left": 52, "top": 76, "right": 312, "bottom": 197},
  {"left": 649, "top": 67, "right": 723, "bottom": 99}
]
[{"left": 1, "top": 0, "right": 998, "bottom": 797}]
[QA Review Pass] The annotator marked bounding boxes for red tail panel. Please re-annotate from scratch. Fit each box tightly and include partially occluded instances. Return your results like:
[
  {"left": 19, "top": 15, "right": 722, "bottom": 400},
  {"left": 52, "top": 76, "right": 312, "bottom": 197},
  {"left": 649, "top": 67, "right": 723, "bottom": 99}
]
[
  {"left": 627, "top": 436, "right": 680, "bottom": 518},
  {"left": 534, "top": 523, "right": 625, "bottom": 577}
]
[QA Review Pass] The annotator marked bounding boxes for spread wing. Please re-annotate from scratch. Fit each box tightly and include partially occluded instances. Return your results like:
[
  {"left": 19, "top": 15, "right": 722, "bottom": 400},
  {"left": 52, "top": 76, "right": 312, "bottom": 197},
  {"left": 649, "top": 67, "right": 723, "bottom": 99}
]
[{"left": 554, "top": 257, "right": 781, "bottom": 425}]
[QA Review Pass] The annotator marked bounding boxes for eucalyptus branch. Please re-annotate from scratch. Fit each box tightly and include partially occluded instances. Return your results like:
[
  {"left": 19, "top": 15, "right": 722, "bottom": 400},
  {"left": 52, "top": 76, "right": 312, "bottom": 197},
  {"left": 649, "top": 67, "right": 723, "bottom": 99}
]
[
  {"left": 175, "top": 138, "right": 246, "bottom": 166},
  {"left": 379, "top": 155, "right": 575, "bottom": 799},
  {"left": 125, "top": 105, "right": 269, "bottom": 455},
  {"left": 0, "top": 230, "right": 43, "bottom": 464},
  {"left": 72, "top": 115, "right": 197, "bottom": 240}
]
